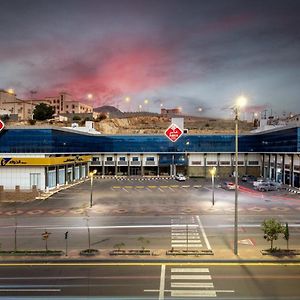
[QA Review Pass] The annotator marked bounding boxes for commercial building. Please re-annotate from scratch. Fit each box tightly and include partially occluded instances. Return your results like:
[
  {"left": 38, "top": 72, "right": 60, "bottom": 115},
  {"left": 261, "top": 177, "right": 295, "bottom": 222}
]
[{"left": 0, "top": 125, "right": 299, "bottom": 191}]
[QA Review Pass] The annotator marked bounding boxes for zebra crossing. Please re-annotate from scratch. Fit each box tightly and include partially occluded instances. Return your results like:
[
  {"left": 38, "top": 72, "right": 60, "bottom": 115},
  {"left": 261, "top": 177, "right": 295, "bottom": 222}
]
[
  {"left": 170, "top": 267, "right": 217, "bottom": 298},
  {"left": 171, "top": 217, "right": 203, "bottom": 249}
]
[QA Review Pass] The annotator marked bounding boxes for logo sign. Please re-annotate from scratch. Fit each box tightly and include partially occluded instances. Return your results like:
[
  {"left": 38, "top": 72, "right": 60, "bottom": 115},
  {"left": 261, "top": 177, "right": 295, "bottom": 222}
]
[
  {"left": 165, "top": 123, "right": 183, "bottom": 142},
  {"left": 0, "top": 120, "right": 4, "bottom": 132}
]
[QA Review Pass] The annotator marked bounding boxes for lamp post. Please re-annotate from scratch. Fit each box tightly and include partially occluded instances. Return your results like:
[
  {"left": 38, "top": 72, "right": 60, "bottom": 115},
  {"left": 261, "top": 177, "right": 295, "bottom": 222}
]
[
  {"left": 89, "top": 169, "right": 97, "bottom": 208},
  {"left": 210, "top": 167, "right": 216, "bottom": 206},
  {"left": 233, "top": 95, "right": 247, "bottom": 255}
]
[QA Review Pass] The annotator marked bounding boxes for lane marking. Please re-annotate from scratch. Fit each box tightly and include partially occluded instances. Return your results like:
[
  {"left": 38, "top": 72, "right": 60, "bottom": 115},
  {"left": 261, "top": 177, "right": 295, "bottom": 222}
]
[
  {"left": 122, "top": 188, "right": 129, "bottom": 193},
  {"left": 0, "top": 288, "right": 61, "bottom": 292},
  {"left": 171, "top": 290, "right": 216, "bottom": 297},
  {"left": 196, "top": 215, "right": 212, "bottom": 250},
  {"left": 171, "top": 274, "right": 212, "bottom": 280},
  {"left": 171, "top": 268, "right": 209, "bottom": 273},
  {"left": 171, "top": 244, "right": 203, "bottom": 248},
  {"left": 171, "top": 282, "right": 213, "bottom": 288},
  {"left": 1, "top": 262, "right": 300, "bottom": 267},
  {"left": 159, "top": 264, "right": 165, "bottom": 300}
]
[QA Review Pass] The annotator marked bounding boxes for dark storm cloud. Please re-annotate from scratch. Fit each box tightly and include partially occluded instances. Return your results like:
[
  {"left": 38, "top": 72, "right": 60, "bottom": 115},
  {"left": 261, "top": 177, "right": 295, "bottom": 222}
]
[{"left": 1, "top": 0, "right": 300, "bottom": 116}]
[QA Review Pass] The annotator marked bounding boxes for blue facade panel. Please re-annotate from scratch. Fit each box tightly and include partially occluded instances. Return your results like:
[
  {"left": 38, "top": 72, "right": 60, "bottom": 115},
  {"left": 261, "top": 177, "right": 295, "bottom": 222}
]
[{"left": 0, "top": 126, "right": 298, "bottom": 154}]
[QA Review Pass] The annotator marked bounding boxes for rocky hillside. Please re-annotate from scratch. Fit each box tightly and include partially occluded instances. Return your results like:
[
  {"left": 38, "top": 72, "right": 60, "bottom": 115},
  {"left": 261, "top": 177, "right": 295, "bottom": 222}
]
[{"left": 94, "top": 115, "right": 253, "bottom": 134}]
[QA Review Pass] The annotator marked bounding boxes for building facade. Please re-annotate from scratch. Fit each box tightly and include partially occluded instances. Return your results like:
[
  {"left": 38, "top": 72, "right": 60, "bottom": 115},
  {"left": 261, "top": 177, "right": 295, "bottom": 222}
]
[
  {"left": 0, "top": 89, "right": 35, "bottom": 120},
  {"left": 44, "top": 92, "right": 93, "bottom": 115},
  {"left": 0, "top": 125, "right": 299, "bottom": 191}
]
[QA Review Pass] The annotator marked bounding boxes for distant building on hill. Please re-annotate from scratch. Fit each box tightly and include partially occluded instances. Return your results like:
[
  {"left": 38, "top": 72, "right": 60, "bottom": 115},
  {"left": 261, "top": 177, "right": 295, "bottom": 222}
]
[{"left": 161, "top": 107, "right": 182, "bottom": 117}]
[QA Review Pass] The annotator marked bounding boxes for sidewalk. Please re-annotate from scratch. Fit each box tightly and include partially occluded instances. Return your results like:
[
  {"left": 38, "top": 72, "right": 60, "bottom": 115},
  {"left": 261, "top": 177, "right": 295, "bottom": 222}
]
[{"left": 35, "top": 178, "right": 87, "bottom": 201}]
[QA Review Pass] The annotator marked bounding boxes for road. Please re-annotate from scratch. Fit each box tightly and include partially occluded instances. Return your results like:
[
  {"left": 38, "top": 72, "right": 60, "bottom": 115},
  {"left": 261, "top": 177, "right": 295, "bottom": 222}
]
[{"left": 0, "top": 262, "right": 299, "bottom": 299}]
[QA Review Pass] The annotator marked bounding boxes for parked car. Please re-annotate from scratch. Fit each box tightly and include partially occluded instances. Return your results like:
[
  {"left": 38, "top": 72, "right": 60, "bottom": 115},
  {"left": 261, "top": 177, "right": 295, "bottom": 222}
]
[
  {"left": 255, "top": 182, "right": 279, "bottom": 192},
  {"left": 253, "top": 178, "right": 270, "bottom": 188},
  {"left": 221, "top": 181, "right": 236, "bottom": 190},
  {"left": 175, "top": 173, "right": 186, "bottom": 181},
  {"left": 241, "top": 175, "right": 257, "bottom": 182}
]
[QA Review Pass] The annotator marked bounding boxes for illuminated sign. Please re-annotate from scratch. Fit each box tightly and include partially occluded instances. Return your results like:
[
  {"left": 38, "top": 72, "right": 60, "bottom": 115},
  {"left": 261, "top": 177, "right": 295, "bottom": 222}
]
[
  {"left": 0, "top": 120, "right": 4, "bottom": 132},
  {"left": 165, "top": 123, "right": 183, "bottom": 142},
  {"left": 0, "top": 155, "right": 91, "bottom": 167}
]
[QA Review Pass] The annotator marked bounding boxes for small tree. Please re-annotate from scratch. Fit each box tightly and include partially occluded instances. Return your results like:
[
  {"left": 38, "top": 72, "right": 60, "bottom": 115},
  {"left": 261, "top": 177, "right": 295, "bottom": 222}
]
[
  {"left": 137, "top": 236, "right": 149, "bottom": 250},
  {"left": 114, "top": 242, "right": 125, "bottom": 251},
  {"left": 261, "top": 218, "right": 283, "bottom": 251},
  {"left": 33, "top": 103, "right": 55, "bottom": 121},
  {"left": 96, "top": 113, "right": 107, "bottom": 122},
  {"left": 73, "top": 115, "right": 81, "bottom": 121},
  {"left": 283, "top": 222, "right": 290, "bottom": 250}
]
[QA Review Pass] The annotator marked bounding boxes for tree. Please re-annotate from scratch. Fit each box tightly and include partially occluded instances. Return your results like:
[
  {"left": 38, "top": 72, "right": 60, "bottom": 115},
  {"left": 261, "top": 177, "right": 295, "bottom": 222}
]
[
  {"left": 283, "top": 222, "right": 290, "bottom": 250},
  {"left": 33, "top": 103, "right": 54, "bottom": 121},
  {"left": 72, "top": 115, "right": 81, "bottom": 121},
  {"left": 114, "top": 242, "right": 125, "bottom": 251},
  {"left": 261, "top": 218, "right": 283, "bottom": 251},
  {"left": 137, "top": 236, "right": 150, "bottom": 250},
  {"left": 96, "top": 113, "right": 107, "bottom": 122}
]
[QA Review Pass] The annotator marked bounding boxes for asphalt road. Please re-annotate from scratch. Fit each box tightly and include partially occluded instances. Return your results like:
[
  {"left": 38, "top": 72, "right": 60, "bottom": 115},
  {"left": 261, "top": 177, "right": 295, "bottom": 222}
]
[
  {"left": 0, "top": 178, "right": 299, "bottom": 253},
  {"left": 0, "top": 263, "right": 299, "bottom": 299}
]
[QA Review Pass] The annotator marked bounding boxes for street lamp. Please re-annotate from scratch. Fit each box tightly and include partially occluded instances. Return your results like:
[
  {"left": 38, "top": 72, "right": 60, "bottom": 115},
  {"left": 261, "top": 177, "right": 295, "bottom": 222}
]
[
  {"left": 209, "top": 167, "right": 216, "bottom": 206},
  {"left": 233, "top": 95, "right": 247, "bottom": 255},
  {"left": 125, "top": 96, "right": 131, "bottom": 112},
  {"left": 89, "top": 169, "right": 97, "bottom": 208}
]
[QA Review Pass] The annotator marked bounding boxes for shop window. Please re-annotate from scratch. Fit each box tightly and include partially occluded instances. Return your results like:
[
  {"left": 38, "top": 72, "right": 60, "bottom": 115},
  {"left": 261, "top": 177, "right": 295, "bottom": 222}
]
[{"left": 146, "top": 157, "right": 155, "bottom": 161}]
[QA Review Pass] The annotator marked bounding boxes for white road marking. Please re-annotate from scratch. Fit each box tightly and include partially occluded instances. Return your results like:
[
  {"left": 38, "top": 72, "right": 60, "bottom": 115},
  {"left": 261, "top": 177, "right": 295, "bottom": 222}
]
[
  {"left": 171, "top": 239, "right": 202, "bottom": 243},
  {"left": 171, "top": 290, "right": 216, "bottom": 297},
  {"left": 158, "top": 188, "right": 165, "bottom": 193},
  {"left": 0, "top": 289, "right": 61, "bottom": 292},
  {"left": 171, "top": 282, "right": 214, "bottom": 288},
  {"left": 159, "top": 264, "right": 165, "bottom": 300},
  {"left": 171, "top": 268, "right": 209, "bottom": 273},
  {"left": 171, "top": 275, "right": 211, "bottom": 280},
  {"left": 172, "top": 244, "right": 203, "bottom": 247},
  {"left": 196, "top": 215, "right": 212, "bottom": 250},
  {"left": 122, "top": 188, "right": 129, "bottom": 193}
]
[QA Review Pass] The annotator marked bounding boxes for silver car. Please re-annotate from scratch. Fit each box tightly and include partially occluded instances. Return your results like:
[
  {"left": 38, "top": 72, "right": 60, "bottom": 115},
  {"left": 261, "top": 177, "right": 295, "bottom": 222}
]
[{"left": 256, "top": 182, "right": 279, "bottom": 192}]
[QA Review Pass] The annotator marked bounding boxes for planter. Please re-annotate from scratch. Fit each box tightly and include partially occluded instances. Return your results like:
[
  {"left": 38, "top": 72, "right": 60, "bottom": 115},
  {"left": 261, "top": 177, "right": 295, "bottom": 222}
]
[
  {"left": 261, "top": 249, "right": 300, "bottom": 256},
  {"left": 80, "top": 249, "right": 99, "bottom": 256},
  {"left": 166, "top": 249, "right": 213, "bottom": 256},
  {"left": 109, "top": 249, "right": 151, "bottom": 256},
  {"left": 0, "top": 250, "right": 63, "bottom": 256}
]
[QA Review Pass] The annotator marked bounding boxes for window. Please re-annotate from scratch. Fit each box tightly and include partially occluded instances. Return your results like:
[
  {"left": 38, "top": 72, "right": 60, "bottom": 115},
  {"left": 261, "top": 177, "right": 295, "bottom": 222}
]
[
  {"left": 220, "top": 161, "right": 230, "bottom": 165},
  {"left": 106, "top": 156, "right": 113, "bottom": 161},
  {"left": 66, "top": 105, "right": 68, "bottom": 109},
  {"left": 206, "top": 161, "right": 217, "bottom": 165},
  {"left": 92, "top": 157, "right": 100, "bottom": 161},
  {"left": 132, "top": 157, "right": 139, "bottom": 161},
  {"left": 248, "top": 161, "right": 259, "bottom": 166},
  {"left": 72, "top": 105, "right": 75, "bottom": 109},
  {"left": 119, "top": 156, "right": 126, "bottom": 161},
  {"left": 146, "top": 157, "right": 155, "bottom": 161}
]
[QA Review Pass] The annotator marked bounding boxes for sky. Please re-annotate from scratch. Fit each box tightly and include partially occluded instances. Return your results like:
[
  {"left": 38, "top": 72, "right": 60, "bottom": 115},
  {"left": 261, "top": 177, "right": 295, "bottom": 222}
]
[{"left": 1, "top": 0, "right": 300, "bottom": 118}]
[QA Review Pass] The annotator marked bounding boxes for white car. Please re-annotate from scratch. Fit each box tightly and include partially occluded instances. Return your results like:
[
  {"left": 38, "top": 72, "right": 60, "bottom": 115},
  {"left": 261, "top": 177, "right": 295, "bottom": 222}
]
[{"left": 175, "top": 174, "right": 186, "bottom": 181}]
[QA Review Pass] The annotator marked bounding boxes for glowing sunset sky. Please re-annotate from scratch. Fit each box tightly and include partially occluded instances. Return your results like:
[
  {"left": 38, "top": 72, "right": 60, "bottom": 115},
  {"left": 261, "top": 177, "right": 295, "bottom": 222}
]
[{"left": 1, "top": 0, "right": 300, "bottom": 117}]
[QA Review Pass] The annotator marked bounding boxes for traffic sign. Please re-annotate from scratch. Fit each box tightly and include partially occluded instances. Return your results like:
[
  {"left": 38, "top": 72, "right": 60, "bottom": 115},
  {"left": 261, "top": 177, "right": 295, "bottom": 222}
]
[
  {"left": 165, "top": 123, "right": 183, "bottom": 142},
  {"left": 0, "top": 120, "right": 4, "bottom": 132}
]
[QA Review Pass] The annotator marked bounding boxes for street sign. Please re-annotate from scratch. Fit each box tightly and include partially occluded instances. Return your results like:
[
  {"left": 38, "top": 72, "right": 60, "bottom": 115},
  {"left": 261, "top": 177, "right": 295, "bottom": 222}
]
[
  {"left": 0, "top": 120, "right": 4, "bottom": 132},
  {"left": 165, "top": 123, "right": 183, "bottom": 142},
  {"left": 42, "top": 231, "right": 51, "bottom": 240}
]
